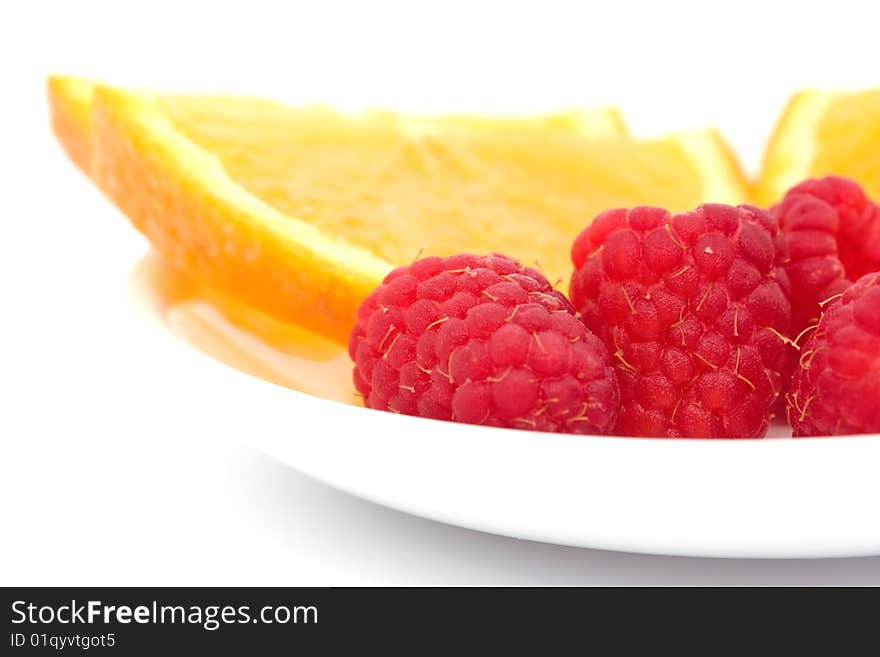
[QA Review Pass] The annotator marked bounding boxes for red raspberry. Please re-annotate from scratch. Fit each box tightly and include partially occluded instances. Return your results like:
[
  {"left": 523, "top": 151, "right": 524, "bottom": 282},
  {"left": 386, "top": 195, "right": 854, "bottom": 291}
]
[
  {"left": 569, "top": 204, "right": 791, "bottom": 438},
  {"left": 787, "top": 273, "right": 880, "bottom": 437},
  {"left": 770, "top": 176, "right": 880, "bottom": 336},
  {"left": 349, "top": 253, "right": 619, "bottom": 434}
]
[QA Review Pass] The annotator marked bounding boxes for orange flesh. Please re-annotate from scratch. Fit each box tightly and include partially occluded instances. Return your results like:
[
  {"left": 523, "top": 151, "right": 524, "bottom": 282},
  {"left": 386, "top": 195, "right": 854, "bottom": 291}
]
[{"left": 160, "top": 96, "right": 734, "bottom": 287}]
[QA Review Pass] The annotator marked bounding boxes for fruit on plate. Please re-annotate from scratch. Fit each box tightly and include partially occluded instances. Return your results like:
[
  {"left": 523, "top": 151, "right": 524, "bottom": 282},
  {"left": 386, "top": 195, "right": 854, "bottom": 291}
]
[
  {"left": 349, "top": 253, "right": 619, "bottom": 434},
  {"left": 53, "top": 75, "right": 880, "bottom": 439},
  {"left": 787, "top": 273, "right": 880, "bottom": 436},
  {"left": 757, "top": 89, "right": 880, "bottom": 206},
  {"left": 569, "top": 204, "right": 792, "bottom": 438},
  {"left": 48, "top": 76, "right": 748, "bottom": 345}
]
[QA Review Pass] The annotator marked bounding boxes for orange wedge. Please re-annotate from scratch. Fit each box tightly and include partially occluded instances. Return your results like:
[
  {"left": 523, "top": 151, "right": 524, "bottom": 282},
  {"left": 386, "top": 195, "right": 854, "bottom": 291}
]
[
  {"left": 757, "top": 89, "right": 880, "bottom": 206},
  {"left": 49, "top": 76, "right": 748, "bottom": 345}
]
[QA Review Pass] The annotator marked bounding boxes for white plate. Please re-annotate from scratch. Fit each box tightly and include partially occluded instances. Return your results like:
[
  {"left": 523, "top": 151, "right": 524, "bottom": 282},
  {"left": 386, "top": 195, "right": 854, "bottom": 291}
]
[
  {"left": 136, "top": 282, "right": 880, "bottom": 559},
  {"left": 257, "top": 392, "right": 880, "bottom": 559}
]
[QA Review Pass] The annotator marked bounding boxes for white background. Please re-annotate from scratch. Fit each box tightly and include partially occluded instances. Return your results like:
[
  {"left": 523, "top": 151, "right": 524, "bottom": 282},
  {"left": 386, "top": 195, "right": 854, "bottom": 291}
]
[{"left": 3, "top": 0, "right": 880, "bottom": 584}]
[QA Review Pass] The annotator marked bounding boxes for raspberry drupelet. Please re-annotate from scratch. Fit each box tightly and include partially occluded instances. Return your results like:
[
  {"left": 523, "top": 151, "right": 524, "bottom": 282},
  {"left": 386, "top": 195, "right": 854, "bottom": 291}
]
[
  {"left": 569, "top": 204, "right": 792, "bottom": 438},
  {"left": 349, "top": 253, "right": 619, "bottom": 434},
  {"left": 787, "top": 272, "right": 880, "bottom": 437}
]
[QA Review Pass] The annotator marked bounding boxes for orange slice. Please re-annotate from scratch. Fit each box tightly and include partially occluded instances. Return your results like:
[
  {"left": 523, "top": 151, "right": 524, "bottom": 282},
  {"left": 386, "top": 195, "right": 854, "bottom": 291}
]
[
  {"left": 49, "top": 76, "right": 748, "bottom": 344},
  {"left": 757, "top": 89, "right": 880, "bottom": 206}
]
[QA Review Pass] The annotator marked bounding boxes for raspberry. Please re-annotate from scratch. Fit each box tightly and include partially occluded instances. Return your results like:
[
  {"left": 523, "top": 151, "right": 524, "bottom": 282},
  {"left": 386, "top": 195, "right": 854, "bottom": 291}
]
[
  {"left": 349, "top": 253, "right": 619, "bottom": 434},
  {"left": 569, "top": 204, "right": 792, "bottom": 438},
  {"left": 770, "top": 176, "right": 880, "bottom": 336},
  {"left": 787, "top": 273, "right": 880, "bottom": 436}
]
